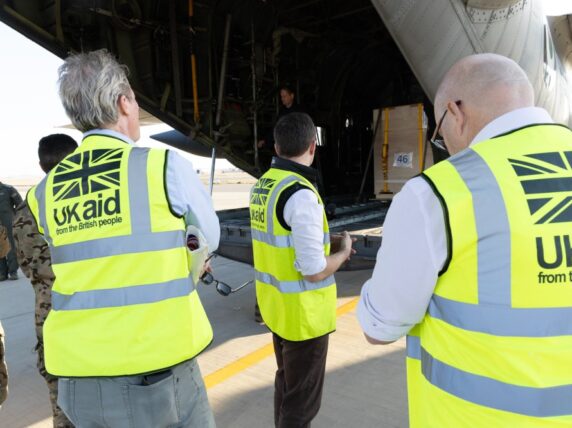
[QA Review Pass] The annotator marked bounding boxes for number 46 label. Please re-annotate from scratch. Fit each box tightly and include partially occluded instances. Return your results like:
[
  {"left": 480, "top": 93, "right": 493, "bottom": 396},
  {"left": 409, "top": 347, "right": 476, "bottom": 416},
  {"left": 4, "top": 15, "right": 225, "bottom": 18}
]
[{"left": 393, "top": 152, "right": 413, "bottom": 168}]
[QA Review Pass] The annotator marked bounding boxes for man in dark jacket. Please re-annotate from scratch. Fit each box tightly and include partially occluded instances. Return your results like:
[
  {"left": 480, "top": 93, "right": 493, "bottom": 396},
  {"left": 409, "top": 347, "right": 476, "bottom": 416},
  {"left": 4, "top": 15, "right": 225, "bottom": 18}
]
[
  {"left": 0, "top": 181, "right": 23, "bottom": 280},
  {"left": 258, "top": 85, "right": 308, "bottom": 150}
]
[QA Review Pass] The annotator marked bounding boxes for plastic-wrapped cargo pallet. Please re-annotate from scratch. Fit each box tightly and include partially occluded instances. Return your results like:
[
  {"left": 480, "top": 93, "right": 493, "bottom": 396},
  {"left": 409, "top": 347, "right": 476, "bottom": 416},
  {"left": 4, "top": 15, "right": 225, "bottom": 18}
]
[{"left": 373, "top": 103, "right": 432, "bottom": 198}]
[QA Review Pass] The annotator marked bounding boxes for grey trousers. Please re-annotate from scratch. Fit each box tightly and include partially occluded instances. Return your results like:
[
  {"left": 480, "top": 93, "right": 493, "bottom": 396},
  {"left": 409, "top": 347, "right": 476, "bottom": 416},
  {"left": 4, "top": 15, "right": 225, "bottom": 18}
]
[{"left": 57, "top": 358, "right": 216, "bottom": 428}]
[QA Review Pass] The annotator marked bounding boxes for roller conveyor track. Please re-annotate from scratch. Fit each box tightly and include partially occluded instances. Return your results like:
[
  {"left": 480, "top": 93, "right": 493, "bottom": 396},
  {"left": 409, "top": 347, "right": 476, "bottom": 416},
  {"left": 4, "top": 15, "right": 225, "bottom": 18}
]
[{"left": 216, "top": 199, "right": 390, "bottom": 270}]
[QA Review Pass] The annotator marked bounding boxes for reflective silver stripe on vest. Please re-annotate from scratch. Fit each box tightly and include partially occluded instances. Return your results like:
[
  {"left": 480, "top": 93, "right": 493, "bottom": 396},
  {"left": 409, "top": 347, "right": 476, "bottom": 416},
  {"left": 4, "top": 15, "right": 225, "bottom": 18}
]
[
  {"left": 266, "top": 175, "right": 303, "bottom": 236},
  {"left": 251, "top": 229, "right": 292, "bottom": 247},
  {"left": 35, "top": 177, "right": 52, "bottom": 245},
  {"left": 255, "top": 270, "right": 335, "bottom": 293},
  {"left": 423, "top": 347, "right": 572, "bottom": 417},
  {"left": 251, "top": 229, "right": 330, "bottom": 248},
  {"left": 52, "top": 275, "right": 195, "bottom": 311},
  {"left": 50, "top": 230, "right": 185, "bottom": 264},
  {"left": 449, "top": 149, "right": 511, "bottom": 305},
  {"left": 128, "top": 148, "right": 152, "bottom": 234},
  {"left": 407, "top": 336, "right": 572, "bottom": 417},
  {"left": 429, "top": 294, "right": 572, "bottom": 337},
  {"left": 406, "top": 335, "right": 421, "bottom": 360}
]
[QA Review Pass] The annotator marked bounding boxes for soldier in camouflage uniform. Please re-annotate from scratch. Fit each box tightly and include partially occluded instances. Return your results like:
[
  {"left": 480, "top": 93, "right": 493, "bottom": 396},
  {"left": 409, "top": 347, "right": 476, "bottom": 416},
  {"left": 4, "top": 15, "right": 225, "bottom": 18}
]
[
  {"left": 12, "top": 134, "right": 77, "bottom": 427},
  {"left": 0, "top": 321, "right": 7, "bottom": 406},
  {"left": 0, "top": 181, "right": 23, "bottom": 280},
  {"left": 0, "top": 219, "right": 9, "bottom": 405}
]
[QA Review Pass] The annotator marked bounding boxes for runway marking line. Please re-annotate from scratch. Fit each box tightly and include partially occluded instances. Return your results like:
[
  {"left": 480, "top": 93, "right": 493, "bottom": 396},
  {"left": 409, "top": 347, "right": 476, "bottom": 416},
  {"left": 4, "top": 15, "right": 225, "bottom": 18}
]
[{"left": 204, "top": 297, "right": 359, "bottom": 389}]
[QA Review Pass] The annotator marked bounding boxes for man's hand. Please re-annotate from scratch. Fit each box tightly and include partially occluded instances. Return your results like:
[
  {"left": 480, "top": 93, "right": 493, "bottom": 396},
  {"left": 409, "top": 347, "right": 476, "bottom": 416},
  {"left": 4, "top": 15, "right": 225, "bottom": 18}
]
[
  {"left": 364, "top": 333, "right": 395, "bottom": 345},
  {"left": 331, "top": 231, "right": 357, "bottom": 260},
  {"left": 305, "top": 231, "right": 356, "bottom": 283},
  {"left": 199, "top": 255, "right": 215, "bottom": 279}
]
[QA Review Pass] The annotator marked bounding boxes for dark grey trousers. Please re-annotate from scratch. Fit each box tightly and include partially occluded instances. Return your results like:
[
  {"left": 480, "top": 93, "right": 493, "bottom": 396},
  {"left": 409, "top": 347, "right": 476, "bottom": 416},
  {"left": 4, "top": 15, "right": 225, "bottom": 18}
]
[{"left": 273, "top": 333, "right": 329, "bottom": 428}]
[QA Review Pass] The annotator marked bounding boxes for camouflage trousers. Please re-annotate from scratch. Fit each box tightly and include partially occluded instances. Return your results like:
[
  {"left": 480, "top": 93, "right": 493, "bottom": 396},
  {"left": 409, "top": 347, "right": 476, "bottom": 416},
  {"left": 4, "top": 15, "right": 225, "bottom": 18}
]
[
  {"left": 0, "top": 323, "right": 8, "bottom": 405},
  {"left": 34, "top": 295, "right": 74, "bottom": 427},
  {"left": 36, "top": 342, "right": 74, "bottom": 427}
]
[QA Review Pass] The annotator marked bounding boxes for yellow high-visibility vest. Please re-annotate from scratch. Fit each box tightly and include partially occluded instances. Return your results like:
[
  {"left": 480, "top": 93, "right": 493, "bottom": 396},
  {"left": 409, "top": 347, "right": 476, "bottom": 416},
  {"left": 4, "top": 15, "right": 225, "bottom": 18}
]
[
  {"left": 27, "top": 134, "right": 213, "bottom": 376},
  {"left": 408, "top": 124, "right": 572, "bottom": 427},
  {"left": 250, "top": 167, "right": 336, "bottom": 341}
]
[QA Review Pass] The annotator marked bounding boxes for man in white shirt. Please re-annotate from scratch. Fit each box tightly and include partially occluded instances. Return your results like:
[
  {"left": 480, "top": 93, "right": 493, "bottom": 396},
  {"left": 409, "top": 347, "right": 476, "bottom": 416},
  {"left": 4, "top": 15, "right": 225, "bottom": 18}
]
[
  {"left": 29, "top": 49, "right": 219, "bottom": 428},
  {"left": 250, "top": 112, "right": 354, "bottom": 427},
  {"left": 357, "top": 53, "right": 572, "bottom": 425}
]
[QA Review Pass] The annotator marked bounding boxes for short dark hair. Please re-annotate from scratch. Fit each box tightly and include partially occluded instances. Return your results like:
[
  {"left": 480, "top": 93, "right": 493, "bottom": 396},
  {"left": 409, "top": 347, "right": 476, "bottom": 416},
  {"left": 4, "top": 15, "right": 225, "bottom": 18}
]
[
  {"left": 274, "top": 113, "right": 316, "bottom": 158},
  {"left": 38, "top": 134, "right": 78, "bottom": 173},
  {"left": 279, "top": 84, "right": 294, "bottom": 95}
]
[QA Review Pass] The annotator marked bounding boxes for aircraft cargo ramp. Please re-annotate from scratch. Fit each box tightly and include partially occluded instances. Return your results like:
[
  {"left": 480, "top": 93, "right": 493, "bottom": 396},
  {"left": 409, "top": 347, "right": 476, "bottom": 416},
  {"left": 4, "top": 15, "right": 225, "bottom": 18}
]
[{"left": 217, "top": 199, "right": 390, "bottom": 271}]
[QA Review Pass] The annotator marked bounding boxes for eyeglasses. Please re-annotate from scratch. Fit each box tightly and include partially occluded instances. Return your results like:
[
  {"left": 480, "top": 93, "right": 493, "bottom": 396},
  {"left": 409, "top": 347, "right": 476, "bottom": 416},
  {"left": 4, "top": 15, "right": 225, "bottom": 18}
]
[
  {"left": 430, "top": 100, "right": 461, "bottom": 152},
  {"left": 200, "top": 272, "right": 253, "bottom": 297}
]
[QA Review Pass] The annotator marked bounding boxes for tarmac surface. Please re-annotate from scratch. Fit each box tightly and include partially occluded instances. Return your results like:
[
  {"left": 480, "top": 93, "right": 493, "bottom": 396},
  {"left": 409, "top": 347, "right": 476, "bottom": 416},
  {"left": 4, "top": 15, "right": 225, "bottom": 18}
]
[{"left": 0, "top": 184, "right": 408, "bottom": 428}]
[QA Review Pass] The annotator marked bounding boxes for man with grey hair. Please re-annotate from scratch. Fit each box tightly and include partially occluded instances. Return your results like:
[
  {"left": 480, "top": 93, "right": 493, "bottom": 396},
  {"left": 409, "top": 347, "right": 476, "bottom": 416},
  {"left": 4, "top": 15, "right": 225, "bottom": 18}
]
[
  {"left": 250, "top": 112, "right": 354, "bottom": 427},
  {"left": 358, "top": 53, "right": 572, "bottom": 425},
  {"left": 27, "top": 49, "right": 219, "bottom": 427}
]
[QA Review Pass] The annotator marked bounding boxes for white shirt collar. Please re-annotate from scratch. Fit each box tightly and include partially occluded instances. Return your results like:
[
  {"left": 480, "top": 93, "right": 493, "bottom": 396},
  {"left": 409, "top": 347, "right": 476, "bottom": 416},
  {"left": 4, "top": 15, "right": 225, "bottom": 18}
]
[
  {"left": 83, "top": 129, "right": 135, "bottom": 145},
  {"left": 470, "top": 107, "right": 554, "bottom": 146}
]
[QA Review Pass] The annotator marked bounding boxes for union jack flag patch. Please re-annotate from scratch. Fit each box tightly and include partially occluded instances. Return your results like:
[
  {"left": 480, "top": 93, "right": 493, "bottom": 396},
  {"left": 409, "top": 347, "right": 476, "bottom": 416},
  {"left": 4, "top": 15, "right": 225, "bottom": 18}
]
[
  {"left": 509, "top": 151, "right": 572, "bottom": 224},
  {"left": 250, "top": 178, "right": 276, "bottom": 206},
  {"left": 52, "top": 149, "right": 123, "bottom": 201}
]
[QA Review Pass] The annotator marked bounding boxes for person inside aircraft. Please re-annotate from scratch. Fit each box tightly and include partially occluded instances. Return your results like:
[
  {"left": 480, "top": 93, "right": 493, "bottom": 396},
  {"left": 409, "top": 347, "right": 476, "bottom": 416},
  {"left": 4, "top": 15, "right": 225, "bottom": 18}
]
[
  {"left": 257, "top": 85, "right": 307, "bottom": 151},
  {"left": 358, "top": 53, "right": 572, "bottom": 426},
  {"left": 13, "top": 133, "right": 78, "bottom": 428},
  {"left": 26, "top": 49, "right": 220, "bottom": 428}
]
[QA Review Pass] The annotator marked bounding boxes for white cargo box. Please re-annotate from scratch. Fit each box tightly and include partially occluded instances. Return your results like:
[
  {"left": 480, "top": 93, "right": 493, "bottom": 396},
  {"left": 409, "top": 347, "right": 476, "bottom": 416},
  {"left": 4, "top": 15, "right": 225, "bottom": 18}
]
[{"left": 373, "top": 103, "right": 433, "bottom": 198}]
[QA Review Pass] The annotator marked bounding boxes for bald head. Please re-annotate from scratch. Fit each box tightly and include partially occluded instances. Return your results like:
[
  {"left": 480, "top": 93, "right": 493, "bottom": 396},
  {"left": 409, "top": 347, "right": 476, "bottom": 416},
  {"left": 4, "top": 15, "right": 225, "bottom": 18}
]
[{"left": 434, "top": 54, "right": 534, "bottom": 153}]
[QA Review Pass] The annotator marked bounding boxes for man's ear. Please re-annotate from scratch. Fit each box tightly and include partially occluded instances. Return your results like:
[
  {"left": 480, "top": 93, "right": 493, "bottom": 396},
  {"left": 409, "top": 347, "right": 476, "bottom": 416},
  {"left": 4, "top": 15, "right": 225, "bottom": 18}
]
[
  {"left": 308, "top": 140, "right": 316, "bottom": 156},
  {"left": 117, "top": 94, "right": 131, "bottom": 116},
  {"left": 448, "top": 101, "right": 466, "bottom": 137}
]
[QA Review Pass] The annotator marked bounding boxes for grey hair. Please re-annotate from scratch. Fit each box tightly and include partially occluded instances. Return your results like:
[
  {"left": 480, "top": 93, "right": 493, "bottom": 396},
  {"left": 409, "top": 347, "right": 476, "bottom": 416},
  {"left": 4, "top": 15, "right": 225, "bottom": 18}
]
[
  {"left": 274, "top": 112, "right": 316, "bottom": 157},
  {"left": 58, "top": 49, "right": 133, "bottom": 132}
]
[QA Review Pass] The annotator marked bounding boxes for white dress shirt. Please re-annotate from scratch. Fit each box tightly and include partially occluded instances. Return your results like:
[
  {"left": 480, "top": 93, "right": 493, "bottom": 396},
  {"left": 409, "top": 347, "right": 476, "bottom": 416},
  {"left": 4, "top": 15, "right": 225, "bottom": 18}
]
[
  {"left": 357, "top": 107, "right": 554, "bottom": 342},
  {"left": 83, "top": 129, "right": 220, "bottom": 251},
  {"left": 284, "top": 189, "right": 327, "bottom": 276}
]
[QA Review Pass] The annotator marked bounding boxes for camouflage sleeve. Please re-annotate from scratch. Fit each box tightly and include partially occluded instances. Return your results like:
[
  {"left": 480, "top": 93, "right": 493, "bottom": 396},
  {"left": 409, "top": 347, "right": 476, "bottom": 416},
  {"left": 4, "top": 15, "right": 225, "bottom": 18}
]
[
  {"left": 12, "top": 204, "right": 55, "bottom": 284},
  {"left": 0, "top": 322, "right": 8, "bottom": 405},
  {"left": 9, "top": 185, "right": 23, "bottom": 212},
  {"left": 0, "top": 225, "right": 9, "bottom": 259}
]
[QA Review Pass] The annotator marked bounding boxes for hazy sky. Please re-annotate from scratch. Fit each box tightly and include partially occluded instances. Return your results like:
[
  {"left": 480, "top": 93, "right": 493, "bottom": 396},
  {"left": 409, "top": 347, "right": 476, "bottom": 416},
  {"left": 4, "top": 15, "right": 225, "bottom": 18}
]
[
  {"left": 544, "top": 0, "right": 572, "bottom": 15},
  {"left": 0, "top": 22, "right": 233, "bottom": 181}
]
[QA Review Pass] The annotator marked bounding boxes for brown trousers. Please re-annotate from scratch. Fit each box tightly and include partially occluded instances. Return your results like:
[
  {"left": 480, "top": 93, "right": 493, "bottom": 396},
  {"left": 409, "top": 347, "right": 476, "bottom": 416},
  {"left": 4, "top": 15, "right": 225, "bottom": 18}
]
[{"left": 273, "top": 333, "right": 329, "bottom": 428}]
